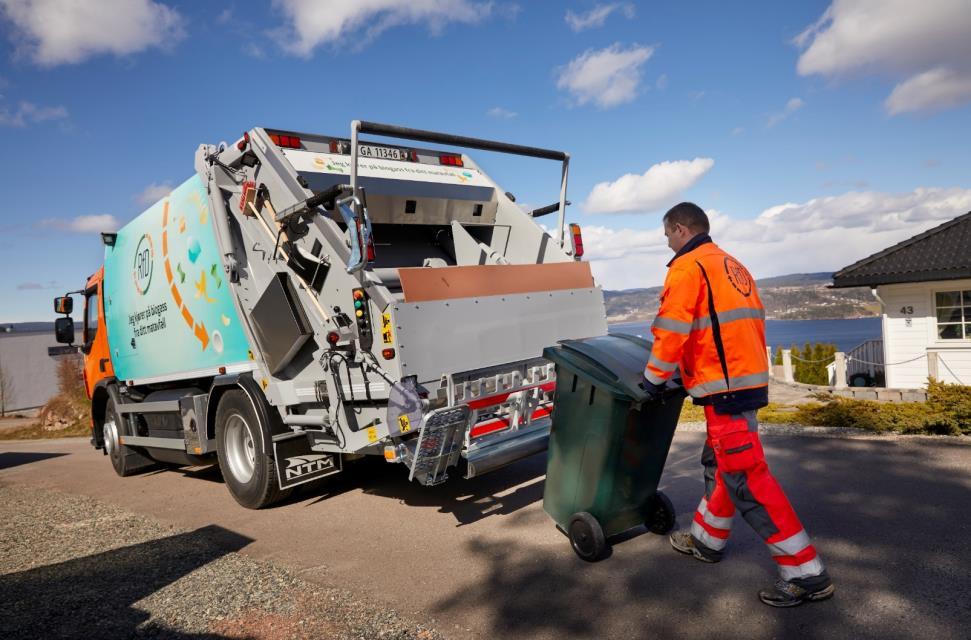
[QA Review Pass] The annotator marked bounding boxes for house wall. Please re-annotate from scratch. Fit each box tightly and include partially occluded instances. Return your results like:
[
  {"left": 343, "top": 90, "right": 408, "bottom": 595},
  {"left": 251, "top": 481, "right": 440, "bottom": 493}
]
[
  {"left": 0, "top": 331, "right": 63, "bottom": 412},
  {"left": 878, "top": 278, "right": 971, "bottom": 388}
]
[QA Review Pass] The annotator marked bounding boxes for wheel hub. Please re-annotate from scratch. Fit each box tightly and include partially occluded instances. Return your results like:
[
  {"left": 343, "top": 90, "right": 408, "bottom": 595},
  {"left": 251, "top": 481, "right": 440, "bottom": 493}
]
[
  {"left": 225, "top": 413, "right": 256, "bottom": 484},
  {"left": 104, "top": 418, "right": 118, "bottom": 456}
]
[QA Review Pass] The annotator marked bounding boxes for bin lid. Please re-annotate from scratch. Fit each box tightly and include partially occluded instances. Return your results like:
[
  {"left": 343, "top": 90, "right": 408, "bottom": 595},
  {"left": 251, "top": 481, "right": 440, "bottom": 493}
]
[{"left": 543, "top": 333, "right": 654, "bottom": 402}]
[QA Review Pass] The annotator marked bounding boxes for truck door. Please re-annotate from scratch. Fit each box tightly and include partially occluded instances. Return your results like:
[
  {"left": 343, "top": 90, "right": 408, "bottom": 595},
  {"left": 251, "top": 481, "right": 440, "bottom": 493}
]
[{"left": 81, "top": 270, "right": 113, "bottom": 398}]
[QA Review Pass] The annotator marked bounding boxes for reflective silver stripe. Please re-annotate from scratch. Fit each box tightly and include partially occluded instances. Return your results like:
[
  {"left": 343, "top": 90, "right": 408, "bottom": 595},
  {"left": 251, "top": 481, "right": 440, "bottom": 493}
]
[
  {"left": 690, "top": 520, "right": 728, "bottom": 551},
  {"left": 697, "top": 497, "right": 733, "bottom": 530},
  {"left": 648, "top": 353, "right": 678, "bottom": 373},
  {"left": 767, "top": 530, "right": 812, "bottom": 557},
  {"left": 686, "top": 372, "right": 770, "bottom": 398},
  {"left": 778, "top": 556, "right": 826, "bottom": 581},
  {"left": 652, "top": 316, "right": 692, "bottom": 334},
  {"left": 643, "top": 368, "right": 668, "bottom": 386},
  {"left": 692, "top": 306, "right": 766, "bottom": 331}
]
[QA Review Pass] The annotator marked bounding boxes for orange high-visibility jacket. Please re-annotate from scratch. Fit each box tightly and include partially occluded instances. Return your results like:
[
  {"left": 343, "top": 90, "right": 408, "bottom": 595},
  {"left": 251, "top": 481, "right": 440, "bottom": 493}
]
[{"left": 644, "top": 237, "right": 769, "bottom": 410}]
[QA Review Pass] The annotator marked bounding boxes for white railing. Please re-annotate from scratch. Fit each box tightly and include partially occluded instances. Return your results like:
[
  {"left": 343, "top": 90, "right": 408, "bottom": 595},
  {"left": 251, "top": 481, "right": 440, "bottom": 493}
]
[{"left": 847, "top": 339, "right": 884, "bottom": 382}]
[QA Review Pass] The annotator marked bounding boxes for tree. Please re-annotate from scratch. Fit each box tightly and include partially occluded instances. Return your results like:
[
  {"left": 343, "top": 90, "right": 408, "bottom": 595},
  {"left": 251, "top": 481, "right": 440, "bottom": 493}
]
[{"left": 0, "top": 353, "right": 13, "bottom": 417}]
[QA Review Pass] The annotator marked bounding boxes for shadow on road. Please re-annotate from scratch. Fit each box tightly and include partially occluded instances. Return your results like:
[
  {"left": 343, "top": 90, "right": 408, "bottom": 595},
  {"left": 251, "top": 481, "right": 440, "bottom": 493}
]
[
  {"left": 0, "top": 451, "right": 68, "bottom": 470},
  {"left": 0, "top": 524, "right": 252, "bottom": 639},
  {"left": 432, "top": 434, "right": 971, "bottom": 639},
  {"left": 300, "top": 451, "right": 548, "bottom": 526}
]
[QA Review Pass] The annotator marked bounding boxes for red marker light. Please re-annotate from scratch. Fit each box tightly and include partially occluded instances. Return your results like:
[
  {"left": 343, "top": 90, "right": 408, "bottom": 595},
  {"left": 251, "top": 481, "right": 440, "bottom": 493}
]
[
  {"left": 236, "top": 131, "right": 249, "bottom": 151},
  {"left": 326, "top": 331, "right": 340, "bottom": 345},
  {"left": 381, "top": 348, "right": 396, "bottom": 360},
  {"left": 569, "top": 223, "right": 584, "bottom": 258}
]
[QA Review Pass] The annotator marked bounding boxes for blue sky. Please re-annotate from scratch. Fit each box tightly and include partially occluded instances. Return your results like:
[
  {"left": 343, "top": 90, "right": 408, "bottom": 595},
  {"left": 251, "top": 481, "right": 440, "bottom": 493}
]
[{"left": 1, "top": 0, "right": 970, "bottom": 321}]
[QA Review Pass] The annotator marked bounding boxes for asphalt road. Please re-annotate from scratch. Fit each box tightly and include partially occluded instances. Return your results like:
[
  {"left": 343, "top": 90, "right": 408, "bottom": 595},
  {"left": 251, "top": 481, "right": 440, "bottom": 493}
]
[{"left": 2, "top": 430, "right": 969, "bottom": 640}]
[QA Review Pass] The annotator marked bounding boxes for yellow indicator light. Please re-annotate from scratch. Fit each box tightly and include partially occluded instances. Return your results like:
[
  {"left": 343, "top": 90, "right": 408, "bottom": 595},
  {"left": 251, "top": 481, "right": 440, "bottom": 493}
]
[
  {"left": 355, "top": 309, "right": 364, "bottom": 318},
  {"left": 383, "top": 446, "right": 398, "bottom": 462}
]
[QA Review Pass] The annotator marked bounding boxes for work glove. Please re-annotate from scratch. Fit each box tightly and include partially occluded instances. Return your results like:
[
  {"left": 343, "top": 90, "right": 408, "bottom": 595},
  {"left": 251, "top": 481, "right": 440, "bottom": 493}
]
[{"left": 640, "top": 376, "right": 665, "bottom": 401}]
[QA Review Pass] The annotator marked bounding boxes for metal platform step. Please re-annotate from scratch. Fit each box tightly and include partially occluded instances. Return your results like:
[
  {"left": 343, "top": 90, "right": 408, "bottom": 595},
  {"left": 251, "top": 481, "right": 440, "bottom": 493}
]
[{"left": 407, "top": 405, "right": 471, "bottom": 486}]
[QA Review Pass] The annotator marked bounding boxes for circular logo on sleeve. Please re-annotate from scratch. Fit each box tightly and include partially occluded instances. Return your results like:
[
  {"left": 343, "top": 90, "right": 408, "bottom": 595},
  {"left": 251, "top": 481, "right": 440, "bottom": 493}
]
[
  {"left": 132, "top": 234, "right": 154, "bottom": 295},
  {"left": 724, "top": 256, "right": 753, "bottom": 297}
]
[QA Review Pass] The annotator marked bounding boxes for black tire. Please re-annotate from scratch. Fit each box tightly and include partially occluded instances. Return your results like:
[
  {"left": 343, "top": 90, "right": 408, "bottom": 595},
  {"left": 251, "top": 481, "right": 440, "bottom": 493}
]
[
  {"left": 104, "top": 398, "right": 154, "bottom": 477},
  {"left": 215, "top": 389, "right": 291, "bottom": 509},
  {"left": 568, "top": 512, "right": 607, "bottom": 562},
  {"left": 646, "top": 491, "right": 676, "bottom": 534}
]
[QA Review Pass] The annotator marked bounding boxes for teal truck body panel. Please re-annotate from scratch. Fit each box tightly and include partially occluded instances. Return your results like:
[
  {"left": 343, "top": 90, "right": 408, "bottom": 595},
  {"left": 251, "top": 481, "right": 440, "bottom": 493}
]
[{"left": 103, "top": 174, "right": 251, "bottom": 382}]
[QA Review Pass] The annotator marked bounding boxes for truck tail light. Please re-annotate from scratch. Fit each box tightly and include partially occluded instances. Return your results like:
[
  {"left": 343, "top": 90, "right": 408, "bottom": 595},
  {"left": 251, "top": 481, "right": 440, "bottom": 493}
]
[
  {"left": 569, "top": 223, "right": 584, "bottom": 258},
  {"left": 236, "top": 131, "right": 249, "bottom": 151},
  {"left": 240, "top": 181, "right": 256, "bottom": 214},
  {"left": 269, "top": 133, "right": 301, "bottom": 149},
  {"left": 439, "top": 154, "right": 463, "bottom": 167}
]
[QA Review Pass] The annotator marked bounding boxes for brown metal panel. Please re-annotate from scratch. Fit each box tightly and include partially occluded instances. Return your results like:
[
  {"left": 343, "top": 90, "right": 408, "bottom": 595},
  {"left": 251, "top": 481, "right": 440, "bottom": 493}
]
[{"left": 398, "top": 262, "right": 595, "bottom": 302}]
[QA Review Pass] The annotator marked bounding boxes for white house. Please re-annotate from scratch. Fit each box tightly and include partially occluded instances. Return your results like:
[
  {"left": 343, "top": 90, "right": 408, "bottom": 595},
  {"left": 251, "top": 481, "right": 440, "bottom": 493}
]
[{"left": 832, "top": 212, "right": 971, "bottom": 389}]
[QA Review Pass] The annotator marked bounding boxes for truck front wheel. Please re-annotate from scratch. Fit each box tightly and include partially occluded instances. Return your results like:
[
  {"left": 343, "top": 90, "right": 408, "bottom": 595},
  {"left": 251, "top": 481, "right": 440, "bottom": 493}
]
[
  {"left": 215, "top": 390, "right": 290, "bottom": 509},
  {"left": 104, "top": 398, "right": 153, "bottom": 477}
]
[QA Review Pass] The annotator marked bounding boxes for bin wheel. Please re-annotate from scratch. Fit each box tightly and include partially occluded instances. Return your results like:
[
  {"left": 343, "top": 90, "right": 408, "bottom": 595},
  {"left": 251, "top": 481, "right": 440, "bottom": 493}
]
[
  {"left": 568, "top": 512, "right": 607, "bottom": 562},
  {"left": 646, "top": 491, "right": 676, "bottom": 535}
]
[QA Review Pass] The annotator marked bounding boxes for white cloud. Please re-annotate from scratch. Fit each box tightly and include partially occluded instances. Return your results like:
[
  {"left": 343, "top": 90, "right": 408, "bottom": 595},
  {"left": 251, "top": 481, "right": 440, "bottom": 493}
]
[
  {"left": 564, "top": 3, "right": 634, "bottom": 32},
  {"left": 0, "top": 100, "right": 67, "bottom": 127},
  {"left": 731, "top": 126, "right": 744, "bottom": 136},
  {"left": 766, "top": 97, "right": 805, "bottom": 127},
  {"left": 795, "top": 0, "right": 971, "bottom": 115},
  {"left": 136, "top": 182, "right": 173, "bottom": 206},
  {"left": 0, "top": 0, "right": 185, "bottom": 66},
  {"left": 40, "top": 214, "right": 119, "bottom": 233},
  {"left": 885, "top": 67, "right": 971, "bottom": 115},
  {"left": 272, "top": 0, "right": 495, "bottom": 56},
  {"left": 216, "top": 8, "right": 233, "bottom": 24},
  {"left": 583, "top": 158, "right": 715, "bottom": 214},
  {"left": 581, "top": 186, "right": 971, "bottom": 290},
  {"left": 556, "top": 43, "right": 654, "bottom": 108},
  {"left": 486, "top": 106, "right": 517, "bottom": 119},
  {"left": 655, "top": 73, "right": 668, "bottom": 90}
]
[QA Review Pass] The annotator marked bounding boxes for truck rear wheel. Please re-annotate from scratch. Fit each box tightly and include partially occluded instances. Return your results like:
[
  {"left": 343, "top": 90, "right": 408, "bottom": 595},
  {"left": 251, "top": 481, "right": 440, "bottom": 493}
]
[
  {"left": 104, "top": 398, "right": 154, "bottom": 477},
  {"left": 215, "top": 389, "right": 290, "bottom": 509}
]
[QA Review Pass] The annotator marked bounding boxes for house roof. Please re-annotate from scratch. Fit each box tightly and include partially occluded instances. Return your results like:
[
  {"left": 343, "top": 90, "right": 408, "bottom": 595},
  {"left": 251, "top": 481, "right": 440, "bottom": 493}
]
[{"left": 831, "top": 211, "right": 971, "bottom": 288}]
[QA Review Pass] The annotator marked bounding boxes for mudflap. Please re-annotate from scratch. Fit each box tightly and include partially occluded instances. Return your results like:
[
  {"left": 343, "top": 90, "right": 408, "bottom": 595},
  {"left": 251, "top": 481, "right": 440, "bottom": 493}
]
[{"left": 273, "top": 432, "right": 342, "bottom": 490}]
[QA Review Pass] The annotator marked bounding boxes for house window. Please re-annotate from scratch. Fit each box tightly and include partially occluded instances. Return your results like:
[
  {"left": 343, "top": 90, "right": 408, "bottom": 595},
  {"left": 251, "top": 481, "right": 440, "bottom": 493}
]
[{"left": 935, "top": 290, "right": 971, "bottom": 340}]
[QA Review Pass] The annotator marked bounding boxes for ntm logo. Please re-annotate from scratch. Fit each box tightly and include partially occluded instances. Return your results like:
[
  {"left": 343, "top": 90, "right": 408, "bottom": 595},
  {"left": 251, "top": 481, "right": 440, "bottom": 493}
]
[{"left": 133, "top": 234, "right": 154, "bottom": 295}]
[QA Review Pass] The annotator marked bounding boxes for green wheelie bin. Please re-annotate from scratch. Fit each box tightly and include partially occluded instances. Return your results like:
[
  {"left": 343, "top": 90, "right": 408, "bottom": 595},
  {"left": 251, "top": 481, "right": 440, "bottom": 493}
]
[{"left": 542, "top": 333, "right": 685, "bottom": 561}]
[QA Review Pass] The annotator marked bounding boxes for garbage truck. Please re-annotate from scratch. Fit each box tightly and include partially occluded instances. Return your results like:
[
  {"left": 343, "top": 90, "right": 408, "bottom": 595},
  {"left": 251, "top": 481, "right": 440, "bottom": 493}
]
[{"left": 53, "top": 121, "right": 607, "bottom": 508}]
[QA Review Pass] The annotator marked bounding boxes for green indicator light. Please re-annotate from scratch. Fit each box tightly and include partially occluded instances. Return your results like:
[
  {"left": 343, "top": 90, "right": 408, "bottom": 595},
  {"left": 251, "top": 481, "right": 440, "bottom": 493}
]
[{"left": 354, "top": 300, "right": 363, "bottom": 309}]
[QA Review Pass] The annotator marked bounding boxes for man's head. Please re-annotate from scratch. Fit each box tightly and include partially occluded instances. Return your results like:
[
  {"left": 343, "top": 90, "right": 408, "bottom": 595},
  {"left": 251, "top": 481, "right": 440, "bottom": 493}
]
[{"left": 663, "top": 202, "right": 710, "bottom": 253}]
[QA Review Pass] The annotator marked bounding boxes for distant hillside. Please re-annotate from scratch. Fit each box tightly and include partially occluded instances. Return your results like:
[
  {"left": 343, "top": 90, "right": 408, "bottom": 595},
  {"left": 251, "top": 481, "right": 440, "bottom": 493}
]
[
  {"left": 1, "top": 322, "right": 55, "bottom": 334},
  {"left": 605, "top": 273, "right": 879, "bottom": 323}
]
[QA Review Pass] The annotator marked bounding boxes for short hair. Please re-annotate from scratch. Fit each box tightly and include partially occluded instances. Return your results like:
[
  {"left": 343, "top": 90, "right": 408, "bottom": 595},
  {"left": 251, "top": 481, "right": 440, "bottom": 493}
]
[{"left": 663, "top": 202, "right": 710, "bottom": 234}]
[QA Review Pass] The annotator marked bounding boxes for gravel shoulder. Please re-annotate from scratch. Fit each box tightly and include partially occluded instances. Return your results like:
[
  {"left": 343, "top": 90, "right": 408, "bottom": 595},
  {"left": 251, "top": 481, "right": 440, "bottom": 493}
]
[{"left": 0, "top": 482, "right": 445, "bottom": 640}]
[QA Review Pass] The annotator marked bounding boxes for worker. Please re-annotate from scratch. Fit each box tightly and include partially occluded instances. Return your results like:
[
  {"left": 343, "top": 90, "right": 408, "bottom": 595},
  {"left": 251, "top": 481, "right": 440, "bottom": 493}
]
[{"left": 642, "top": 202, "right": 834, "bottom": 607}]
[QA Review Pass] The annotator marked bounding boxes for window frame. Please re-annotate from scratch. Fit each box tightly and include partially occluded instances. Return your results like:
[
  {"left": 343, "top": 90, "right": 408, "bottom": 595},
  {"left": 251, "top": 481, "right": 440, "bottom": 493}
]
[{"left": 932, "top": 286, "right": 971, "bottom": 342}]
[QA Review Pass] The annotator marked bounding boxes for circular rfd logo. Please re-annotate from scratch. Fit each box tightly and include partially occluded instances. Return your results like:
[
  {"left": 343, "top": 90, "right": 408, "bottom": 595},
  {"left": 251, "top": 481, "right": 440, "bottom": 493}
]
[
  {"left": 724, "top": 256, "right": 753, "bottom": 297},
  {"left": 133, "top": 234, "right": 154, "bottom": 295}
]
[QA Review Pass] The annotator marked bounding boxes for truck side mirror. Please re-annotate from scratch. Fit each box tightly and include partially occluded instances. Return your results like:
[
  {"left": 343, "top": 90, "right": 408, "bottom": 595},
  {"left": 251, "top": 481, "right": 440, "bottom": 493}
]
[
  {"left": 54, "top": 296, "right": 73, "bottom": 315},
  {"left": 54, "top": 317, "right": 75, "bottom": 345}
]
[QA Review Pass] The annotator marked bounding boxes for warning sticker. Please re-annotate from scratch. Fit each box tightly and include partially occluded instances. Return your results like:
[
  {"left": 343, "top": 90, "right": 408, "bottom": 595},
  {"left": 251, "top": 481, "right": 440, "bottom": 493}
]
[
  {"left": 367, "top": 427, "right": 378, "bottom": 443},
  {"left": 397, "top": 414, "right": 411, "bottom": 433},
  {"left": 381, "top": 312, "right": 394, "bottom": 345}
]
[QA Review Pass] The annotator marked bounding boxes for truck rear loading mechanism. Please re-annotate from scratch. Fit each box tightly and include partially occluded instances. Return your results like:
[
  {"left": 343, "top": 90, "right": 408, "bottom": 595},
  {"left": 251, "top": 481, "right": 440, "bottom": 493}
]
[{"left": 54, "top": 121, "right": 607, "bottom": 508}]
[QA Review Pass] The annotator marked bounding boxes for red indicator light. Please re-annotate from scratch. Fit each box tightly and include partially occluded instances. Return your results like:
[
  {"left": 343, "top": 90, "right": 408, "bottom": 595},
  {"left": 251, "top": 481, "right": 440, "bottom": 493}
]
[
  {"left": 270, "top": 134, "right": 280, "bottom": 145},
  {"left": 326, "top": 331, "right": 340, "bottom": 345},
  {"left": 330, "top": 140, "right": 338, "bottom": 153},
  {"left": 409, "top": 150, "right": 418, "bottom": 162},
  {"left": 236, "top": 131, "right": 249, "bottom": 151},
  {"left": 353, "top": 290, "right": 364, "bottom": 300},
  {"left": 288, "top": 136, "right": 301, "bottom": 148},
  {"left": 569, "top": 223, "right": 584, "bottom": 258},
  {"left": 381, "top": 348, "right": 396, "bottom": 360},
  {"left": 366, "top": 236, "right": 376, "bottom": 262}
]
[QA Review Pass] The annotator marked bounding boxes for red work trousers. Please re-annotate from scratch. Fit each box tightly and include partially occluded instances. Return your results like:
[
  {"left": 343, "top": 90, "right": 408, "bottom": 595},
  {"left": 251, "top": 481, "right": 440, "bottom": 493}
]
[{"left": 689, "top": 406, "right": 826, "bottom": 582}]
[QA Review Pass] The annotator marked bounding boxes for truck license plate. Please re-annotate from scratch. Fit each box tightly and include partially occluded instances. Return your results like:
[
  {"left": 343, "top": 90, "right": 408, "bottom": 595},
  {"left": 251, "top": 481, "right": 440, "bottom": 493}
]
[{"left": 359, "top": 144, "right": 405, "bottom": 161}]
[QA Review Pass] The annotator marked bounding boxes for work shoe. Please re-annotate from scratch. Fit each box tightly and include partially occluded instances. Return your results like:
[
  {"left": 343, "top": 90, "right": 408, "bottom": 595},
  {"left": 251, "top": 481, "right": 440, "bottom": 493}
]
[
  {"left": 669, "top": 531, "right": 721, "bottom": 563},
  {"left": 758, "top": 579, "right": 835, "bottom": 608}
]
